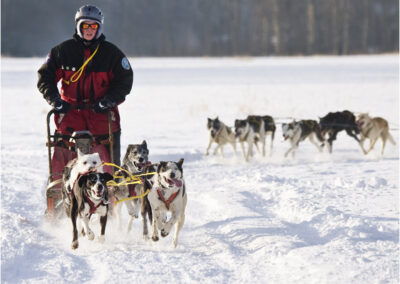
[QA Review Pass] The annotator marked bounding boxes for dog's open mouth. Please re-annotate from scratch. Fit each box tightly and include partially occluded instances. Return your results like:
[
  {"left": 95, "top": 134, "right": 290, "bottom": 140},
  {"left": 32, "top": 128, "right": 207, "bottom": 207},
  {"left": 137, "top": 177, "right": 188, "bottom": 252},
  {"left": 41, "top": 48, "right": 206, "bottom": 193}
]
[
  {"left": 163, "top": 177, "right": 183, "bottom": 187},
  {"left": 134, "top": 161, "right": 145, "bottom": 171},
  {"left": 91, "top": 190, "right": 103, "bottom": 199},
  {"left": 283, "top": 135, "right": 289, "bottom": 141}
]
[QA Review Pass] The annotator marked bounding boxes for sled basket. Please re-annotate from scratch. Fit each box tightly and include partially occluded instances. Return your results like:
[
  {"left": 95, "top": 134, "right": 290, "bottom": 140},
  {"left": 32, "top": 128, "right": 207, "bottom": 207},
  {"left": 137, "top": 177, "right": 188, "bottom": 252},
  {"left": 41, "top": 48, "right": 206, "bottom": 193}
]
[{"left": 44, "top": 108, "right": 114, "bottom": 222}]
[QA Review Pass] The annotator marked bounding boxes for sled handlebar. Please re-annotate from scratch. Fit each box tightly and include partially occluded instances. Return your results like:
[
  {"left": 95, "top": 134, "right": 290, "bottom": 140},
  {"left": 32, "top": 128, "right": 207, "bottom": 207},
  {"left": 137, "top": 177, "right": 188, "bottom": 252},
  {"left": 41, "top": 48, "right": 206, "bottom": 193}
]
[{"left": 46, "top": 106, "right": 114, "bottom": 182}]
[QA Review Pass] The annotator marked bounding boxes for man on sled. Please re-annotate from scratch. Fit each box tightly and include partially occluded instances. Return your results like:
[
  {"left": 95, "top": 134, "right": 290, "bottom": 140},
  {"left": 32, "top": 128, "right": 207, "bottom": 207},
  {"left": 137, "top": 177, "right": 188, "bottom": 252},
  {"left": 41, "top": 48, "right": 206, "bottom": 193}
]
[{"left": 37, "top": 5, "right": 133, "bottom": 219}]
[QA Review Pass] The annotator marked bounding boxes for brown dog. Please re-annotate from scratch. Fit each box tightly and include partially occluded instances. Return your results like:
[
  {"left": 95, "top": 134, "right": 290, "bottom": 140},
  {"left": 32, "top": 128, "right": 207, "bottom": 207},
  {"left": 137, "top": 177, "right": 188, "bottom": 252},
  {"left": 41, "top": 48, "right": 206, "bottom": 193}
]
[{"left": 356, "top": 113, "right": 396, "bottom": 155}]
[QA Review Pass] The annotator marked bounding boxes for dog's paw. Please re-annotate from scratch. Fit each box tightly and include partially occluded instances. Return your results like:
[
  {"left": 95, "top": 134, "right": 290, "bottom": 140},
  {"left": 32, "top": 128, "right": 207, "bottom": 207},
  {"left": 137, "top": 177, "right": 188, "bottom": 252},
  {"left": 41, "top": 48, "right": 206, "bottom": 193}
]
[
  {"left": 161, "top": 229, "right": 169, "bottom": 237},
  {"left": 87, "top": 230, "right": 95, "bottom": 241},
  {"left": 152, "top": 235, "right": 159, "bottom": 242},
  {"left": 143, "top": 234, "right": 150, "bottom": 241},
  {"left": 97, "top": 235, "right": 105, "bottom": 244},
  {"left": 71, "top": 241, "right": 79, "bottom": 250}
]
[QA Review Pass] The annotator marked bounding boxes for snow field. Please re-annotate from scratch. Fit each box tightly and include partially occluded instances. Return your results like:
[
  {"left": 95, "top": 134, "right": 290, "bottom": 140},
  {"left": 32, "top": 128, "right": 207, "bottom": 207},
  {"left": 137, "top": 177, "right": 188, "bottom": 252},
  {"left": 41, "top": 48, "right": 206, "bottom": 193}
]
[{"left": 1, "top": 55, "right": 398, "bottom": 283}]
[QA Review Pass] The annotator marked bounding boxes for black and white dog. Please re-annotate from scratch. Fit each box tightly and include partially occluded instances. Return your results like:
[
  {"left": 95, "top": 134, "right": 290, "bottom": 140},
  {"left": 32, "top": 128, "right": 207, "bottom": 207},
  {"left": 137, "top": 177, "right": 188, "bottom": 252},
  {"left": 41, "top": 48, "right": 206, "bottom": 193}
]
[
  {"left": 234, "top": 115, "right": 276, "bottom": 161},
  {"left": 206, "top": 117, "right": 237, "bottom": 158},
  {"left": 147, "top": 159, "right": 187, "bottom": 248},
  {"left": 69, "top": 172, "right": 113, "bottom": 250},
  {"left": 110, "top": 141, "right": 155, "bottom": 238},
  {"left": 319, "top": 110, "right": 360, "bottom": 153},
  {"left": 282, "top": 120, "right": 325, "bottom": 158}
]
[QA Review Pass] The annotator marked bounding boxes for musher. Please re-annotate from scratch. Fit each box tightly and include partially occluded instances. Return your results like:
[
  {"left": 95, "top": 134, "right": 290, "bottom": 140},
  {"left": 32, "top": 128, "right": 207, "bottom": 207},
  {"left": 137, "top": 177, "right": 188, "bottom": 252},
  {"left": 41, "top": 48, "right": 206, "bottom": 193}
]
[{"left": 37, "top": 4, "right": 133, "bottom": 166}]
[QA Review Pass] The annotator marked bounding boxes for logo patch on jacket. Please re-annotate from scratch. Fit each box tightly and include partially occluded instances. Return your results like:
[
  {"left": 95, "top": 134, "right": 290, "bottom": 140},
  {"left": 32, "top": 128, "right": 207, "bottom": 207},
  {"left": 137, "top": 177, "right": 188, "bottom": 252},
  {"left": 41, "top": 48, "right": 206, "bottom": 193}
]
[{"left": 121, "top": 57, "right": 131, "bottom": 70}]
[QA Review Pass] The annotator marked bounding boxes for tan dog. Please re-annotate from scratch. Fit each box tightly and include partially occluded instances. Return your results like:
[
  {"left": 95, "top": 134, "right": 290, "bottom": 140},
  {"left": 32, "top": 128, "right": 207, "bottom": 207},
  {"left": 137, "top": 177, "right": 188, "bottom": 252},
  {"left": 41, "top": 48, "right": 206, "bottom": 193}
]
[{"left": 356, "top": 113, "right": 396, "bottom": 155}]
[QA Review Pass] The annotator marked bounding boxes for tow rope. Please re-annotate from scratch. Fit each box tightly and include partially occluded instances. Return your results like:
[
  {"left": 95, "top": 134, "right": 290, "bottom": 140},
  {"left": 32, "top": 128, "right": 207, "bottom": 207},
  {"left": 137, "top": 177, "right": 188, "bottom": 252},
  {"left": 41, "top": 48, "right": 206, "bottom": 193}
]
[
  {"left": 102, "top": 162, "right": 156, "bottom": 205},
  {"left": 63, "top": 44, "right": 100, "bottom": 85}
]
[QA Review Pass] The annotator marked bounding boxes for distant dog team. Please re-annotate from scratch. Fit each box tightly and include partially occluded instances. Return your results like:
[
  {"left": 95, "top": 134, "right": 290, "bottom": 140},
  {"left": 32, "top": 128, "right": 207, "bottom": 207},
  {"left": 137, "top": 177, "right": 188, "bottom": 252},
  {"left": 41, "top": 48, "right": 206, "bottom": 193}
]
[{"left": 206, "top": 110, "right": 395, "bottom": 159}]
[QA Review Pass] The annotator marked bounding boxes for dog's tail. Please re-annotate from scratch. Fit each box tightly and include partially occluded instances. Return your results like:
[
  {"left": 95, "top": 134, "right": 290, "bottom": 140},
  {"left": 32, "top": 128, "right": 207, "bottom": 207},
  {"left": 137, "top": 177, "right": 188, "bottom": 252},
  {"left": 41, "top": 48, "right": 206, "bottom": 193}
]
[{"left": 387, "top": 132, "right": 396, "bottom": 145}]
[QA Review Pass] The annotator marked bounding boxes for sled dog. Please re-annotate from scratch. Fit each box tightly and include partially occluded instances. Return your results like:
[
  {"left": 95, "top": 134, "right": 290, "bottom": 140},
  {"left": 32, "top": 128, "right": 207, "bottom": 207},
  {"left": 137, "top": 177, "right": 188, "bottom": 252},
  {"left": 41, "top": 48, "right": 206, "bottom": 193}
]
[
  {"left": 69, "top": 172, "right": 113, "bottom": 250},
  {"left": 356, "top": 113, "right": 396, "bottom": 155},
  {"left": 282, "top": 120, "right": 325, "bottom": 158},
  {"left": 319, "top": 110, "right": 360, "bottom": 153},
  {"left": 234, "top": 115, "right": 276, "bottom": 161},
  {"left": 147, "top": 159, "right": 187, "bottom": 248},
  {"left": 110, "top": 141, "right": 154, "bottom": 237},
  {"left": 62, "top": 152, "right": 103, "bottom": 216},
  {"left": 206, "top": 117, "right": 236, "bottom": 158},
  {"left": 62, "top": 151, "right": 103, "bottom": 194}
]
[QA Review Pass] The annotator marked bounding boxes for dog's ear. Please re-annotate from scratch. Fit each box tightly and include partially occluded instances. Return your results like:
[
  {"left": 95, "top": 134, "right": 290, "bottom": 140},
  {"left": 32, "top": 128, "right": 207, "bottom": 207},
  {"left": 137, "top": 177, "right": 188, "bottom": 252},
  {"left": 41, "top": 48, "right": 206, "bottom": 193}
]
[
  {"left": 123, "top": 145, "right": 133, "bottom": 164},
  {"left": 78, "top": 175, "right": 88, "bottom": 188},
  {"left": 207, "top": 118, "right": 212, "bottom": 129},
  {"left": 77, "top": 148, "right": 84, "bottom": 158},
  {"left": 216, "top": 116, "right": 219, "bottom": 121},
  {"left": 177, "top": 158, "right": 184, "bottom": 170},
  {"left": 157, "top": 162, "right": 167, "bottom": 173},
  {"left": 142, "top": 140, "right": 147, "bottom": 147},
  {"left": 101, "top": 172, "right": 114, "bottom": 183}
]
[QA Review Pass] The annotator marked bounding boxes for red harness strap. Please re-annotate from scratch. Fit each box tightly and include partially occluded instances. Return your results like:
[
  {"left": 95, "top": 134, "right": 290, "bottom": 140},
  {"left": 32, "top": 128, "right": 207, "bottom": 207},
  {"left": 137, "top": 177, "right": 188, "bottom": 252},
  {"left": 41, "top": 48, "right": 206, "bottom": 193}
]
[
  {"left": 128, "top": 183, "right": 137, "bottom": 197},
  {"left": 83, "top": 192, "right": 103, "bottom": 214},
  {"left": 71, "top": 170, "right": 102, "bottom": 214},
  {"left": 157, "top": 188, "right": 180, "bottom": 210}
]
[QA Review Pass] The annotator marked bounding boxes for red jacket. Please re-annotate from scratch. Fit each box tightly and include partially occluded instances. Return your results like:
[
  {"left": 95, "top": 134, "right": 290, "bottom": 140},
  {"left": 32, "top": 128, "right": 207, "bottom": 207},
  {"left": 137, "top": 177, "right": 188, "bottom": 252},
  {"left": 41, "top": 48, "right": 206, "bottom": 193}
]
[{"left": 38, "top": 34, "right": 133, "bottom": 136}]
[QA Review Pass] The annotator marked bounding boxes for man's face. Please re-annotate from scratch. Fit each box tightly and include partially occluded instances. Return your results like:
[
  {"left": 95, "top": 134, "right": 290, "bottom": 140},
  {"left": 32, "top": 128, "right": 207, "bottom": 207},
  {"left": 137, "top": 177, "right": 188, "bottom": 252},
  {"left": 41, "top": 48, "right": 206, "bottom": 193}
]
[{"left": 81, "top": 21, "right": 98, "bottom": 41}]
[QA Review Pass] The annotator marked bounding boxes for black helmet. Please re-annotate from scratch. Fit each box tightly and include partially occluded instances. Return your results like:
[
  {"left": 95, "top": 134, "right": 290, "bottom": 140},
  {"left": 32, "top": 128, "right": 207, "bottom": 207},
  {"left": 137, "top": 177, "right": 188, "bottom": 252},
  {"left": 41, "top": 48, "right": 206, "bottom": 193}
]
[{"left": 75, "top": 5, "right": 104, "bottom": 40}]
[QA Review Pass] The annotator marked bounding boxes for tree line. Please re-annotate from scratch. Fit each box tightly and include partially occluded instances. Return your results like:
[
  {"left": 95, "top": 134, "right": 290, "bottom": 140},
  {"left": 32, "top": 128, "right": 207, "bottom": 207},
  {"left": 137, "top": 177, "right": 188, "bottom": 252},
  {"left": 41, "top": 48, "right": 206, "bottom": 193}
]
[{"left": 1, "top": 0, "right": 398, "bottom": 57}]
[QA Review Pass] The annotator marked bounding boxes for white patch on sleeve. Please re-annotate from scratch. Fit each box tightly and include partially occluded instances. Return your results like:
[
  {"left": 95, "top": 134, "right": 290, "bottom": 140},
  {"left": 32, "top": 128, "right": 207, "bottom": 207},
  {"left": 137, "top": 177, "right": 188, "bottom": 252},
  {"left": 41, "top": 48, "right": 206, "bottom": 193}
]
[{"left": 121, "top": 57, "right": 131, "bottom": 70}]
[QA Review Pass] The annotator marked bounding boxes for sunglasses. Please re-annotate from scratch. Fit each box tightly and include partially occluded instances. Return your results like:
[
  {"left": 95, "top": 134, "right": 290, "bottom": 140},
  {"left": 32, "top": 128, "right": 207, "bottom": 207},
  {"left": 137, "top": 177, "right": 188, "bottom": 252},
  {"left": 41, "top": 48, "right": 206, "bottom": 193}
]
[{"left": 81, "top": 23, "right": 99, "bottom": 30}]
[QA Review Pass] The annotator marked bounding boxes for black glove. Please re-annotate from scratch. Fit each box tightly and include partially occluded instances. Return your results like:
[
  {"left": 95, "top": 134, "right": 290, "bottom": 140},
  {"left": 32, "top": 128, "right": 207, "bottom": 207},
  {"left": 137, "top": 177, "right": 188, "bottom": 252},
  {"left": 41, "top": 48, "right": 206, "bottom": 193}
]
[
  {"left": 93, "top": 97, "right": 116, "bottom": 113},
  {"left": 52, "top": 97, "right": 70, "bottom": 114}
]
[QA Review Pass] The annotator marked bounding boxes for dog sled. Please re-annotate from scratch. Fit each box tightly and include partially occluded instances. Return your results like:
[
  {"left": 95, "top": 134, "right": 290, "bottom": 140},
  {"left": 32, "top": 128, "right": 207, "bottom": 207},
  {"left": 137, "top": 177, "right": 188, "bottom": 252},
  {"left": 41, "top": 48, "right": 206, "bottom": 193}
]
[{"left": 44, "top": 106, "right": 114, "bottom": 221}]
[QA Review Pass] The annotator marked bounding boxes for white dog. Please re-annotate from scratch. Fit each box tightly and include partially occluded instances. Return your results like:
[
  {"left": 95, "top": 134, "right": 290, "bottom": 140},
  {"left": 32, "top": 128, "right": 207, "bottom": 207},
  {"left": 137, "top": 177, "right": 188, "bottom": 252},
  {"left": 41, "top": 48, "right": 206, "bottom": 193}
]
[
  {"left": 62, "top": 151, "right": 103, "bottom": 217},
  {"left": 147, "top": 159, "right": 187, "bottom": 248},
  {"left": 62, "top": 150, "right": 103, "bottom": 194}
]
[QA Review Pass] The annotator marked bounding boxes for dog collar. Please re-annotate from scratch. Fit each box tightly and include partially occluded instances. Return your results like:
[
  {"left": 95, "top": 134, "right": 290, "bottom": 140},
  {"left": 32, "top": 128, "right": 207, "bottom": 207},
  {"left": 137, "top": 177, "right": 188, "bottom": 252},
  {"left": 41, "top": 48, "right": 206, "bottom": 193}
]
[{"left": 157, "top": 188, "right": 180, "bottom": 210}]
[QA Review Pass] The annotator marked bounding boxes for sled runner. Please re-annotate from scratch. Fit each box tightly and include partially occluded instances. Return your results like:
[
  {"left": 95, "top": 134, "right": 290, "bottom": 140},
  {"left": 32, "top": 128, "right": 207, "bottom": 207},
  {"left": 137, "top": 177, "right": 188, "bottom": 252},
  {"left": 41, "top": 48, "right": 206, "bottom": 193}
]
[{"left": 44, "top": 107, "right": 114, "bottom": 221}]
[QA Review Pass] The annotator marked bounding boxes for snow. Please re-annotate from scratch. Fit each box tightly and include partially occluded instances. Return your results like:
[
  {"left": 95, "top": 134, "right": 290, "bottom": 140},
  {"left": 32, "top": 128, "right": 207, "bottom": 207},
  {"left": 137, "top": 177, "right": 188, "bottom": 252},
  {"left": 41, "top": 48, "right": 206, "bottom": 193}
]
[{"left": 1, "top": 55, "right": 399, "bottom": 283}]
